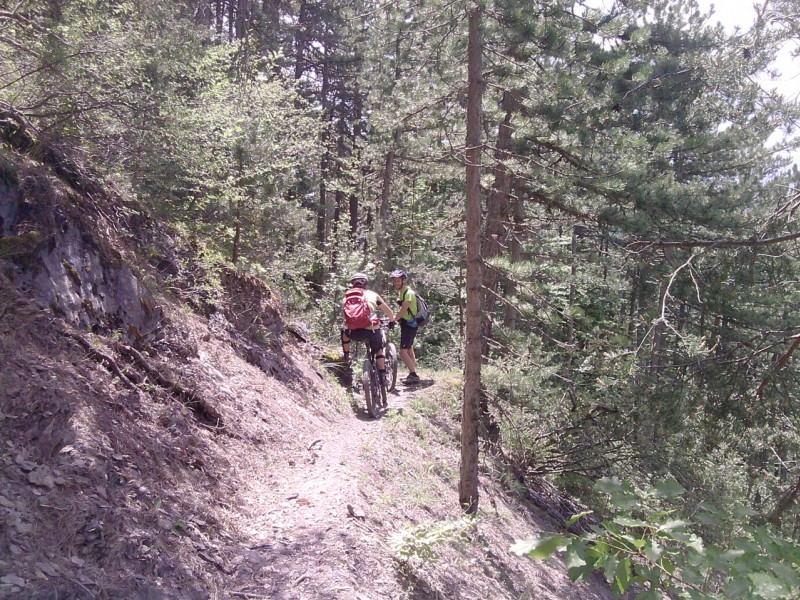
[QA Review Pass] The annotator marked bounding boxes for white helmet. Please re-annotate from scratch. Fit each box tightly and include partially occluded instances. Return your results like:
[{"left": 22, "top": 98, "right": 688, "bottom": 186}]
[{"left": 349, "top": 272, "right": 368, "bottom": 287}]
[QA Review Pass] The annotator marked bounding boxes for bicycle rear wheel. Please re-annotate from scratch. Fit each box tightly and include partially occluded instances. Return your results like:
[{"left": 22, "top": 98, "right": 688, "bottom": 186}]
[
  {"left": 362, "top": 360, "right": 378, "bottom": 418},
  {"left": 386, "top": 342, "right": 398, "bottom": 392}
]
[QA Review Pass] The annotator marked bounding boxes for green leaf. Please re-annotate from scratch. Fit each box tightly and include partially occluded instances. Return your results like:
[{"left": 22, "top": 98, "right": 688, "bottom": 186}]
[
  {"left": 657, "top": 520, "right": 689, "bottom": 533},
  {"left": 620, "top": 533, "right": 647, "bottom": 550},
  {"left": 748, "top": 571, "right": 790, "bottom": 599},
  {"left": 670, "top": 531, "right": 705, "bottom": 553},
  {"left": 707, "top": 548, "right": 746, "bottom": 571},
  {"left": 733, "top": 506, "right": 760, "bottom": 519},
  {"left": 596, "top": 476, "right": 626, "bottom": 495},
  {"left": 770, "top": 562, "right": 800, "bottom": 587},
  {"left": 614, "top": 516, "right": 648, "bottom": 528},
  {"left": 612, "top": 557, "right": 633, "bottom": 596},
  {"left": 567, "top": 510, "right": 593, "bottom": 527},
  {"left": 604, "top": 554, "right": 620, "bottom": 584},
  {"left": 725, "top": 575, "right": 752, "bottom": 598},
  {"left": 566, "top": 539, "right": 595, "bottom": 582},
  {"left": 649, "top": 478, "right": 685, "bottom": 499},
  {"left": 644, "top": 539, "right": 664, "bottom": 564},
  {"left": 511, "top": 535, "right": 567, "bottom": 559}
]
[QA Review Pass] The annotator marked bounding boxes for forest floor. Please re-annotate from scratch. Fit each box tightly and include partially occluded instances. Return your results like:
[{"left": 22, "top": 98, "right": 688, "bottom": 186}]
[{"left": 0, "top": 271, "right": 615, "bottom": 600}]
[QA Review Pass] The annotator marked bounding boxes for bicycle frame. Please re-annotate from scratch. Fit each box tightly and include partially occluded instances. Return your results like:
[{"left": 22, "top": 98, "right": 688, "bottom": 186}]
[{"left": 352, "top": 319, "right": 397, "bottom": 418}]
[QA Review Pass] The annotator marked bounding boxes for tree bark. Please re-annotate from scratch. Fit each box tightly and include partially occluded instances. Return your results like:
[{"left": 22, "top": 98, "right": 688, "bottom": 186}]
[
  {"left": 316, "top": 48, "right": 330, "bottom": 256},
  {"left": 503, "top": 184, "right": 524, "bottom": 328},
  {"left": 460, "top": 5, "right": 483, "bottom": 515},
  {"left": 768, "top": 476, "right": 800, "bottom": 526},
  {"left": 377, "top": 33, "right": 404, "bottom": 258},
  {"left": 480, "top": 96, "right": 514, "bottom": 359}
]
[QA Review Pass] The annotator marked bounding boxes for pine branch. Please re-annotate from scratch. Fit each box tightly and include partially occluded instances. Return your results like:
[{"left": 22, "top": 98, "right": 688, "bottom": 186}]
[{"left": 626, "top": 231, "right": 800, "bottom": 251}]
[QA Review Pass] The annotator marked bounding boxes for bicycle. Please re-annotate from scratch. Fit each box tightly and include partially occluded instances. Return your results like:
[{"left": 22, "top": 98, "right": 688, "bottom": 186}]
[{"left": 352, "top": 318, "right": 398, "bottom": 418}]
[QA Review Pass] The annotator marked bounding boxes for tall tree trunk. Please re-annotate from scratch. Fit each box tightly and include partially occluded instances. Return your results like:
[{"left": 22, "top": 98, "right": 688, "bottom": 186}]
[
  {"left": 232, "top": 146, "right": 244, "bottom": 263},
  {"left": 460, "top": 5, "right": 483, "bottom": 515},
  {"left": 350, "top": 85, "right": 364, "bottom": 242},
  {"left": 378, "top": 129, "right": 401, "bottom": 258},
  {"left": 503, "top": 184, "right": 524, "bottom": 328},
  {"left": 293, "top": 1, "right": 307, "bottom": 82},
  {"left": 232, "top": 198, "right": 242, "bottom": 264},
  {"left": 565, "top": 225, "right": 578, "bottom": 410},
  {"left": 316, "top": 50, "right": 331, "bottom": 258},
  {"left": 377, "top": 33, "right": 404, "bottom": 259},
  {"left": 236, "top": 0, "right": 250, "bottom": 39},
  {"left": 318, "top": 150, "right": 329, "bottom": 251},
  {"left": 215, "top": 0, "right": 224, "bottom": 36},
  {"left": 480, "top": 97, "right": 514, "bottom": 359},
  {"left": 228, "top": 0, "right": 235, "bottom": 41}
]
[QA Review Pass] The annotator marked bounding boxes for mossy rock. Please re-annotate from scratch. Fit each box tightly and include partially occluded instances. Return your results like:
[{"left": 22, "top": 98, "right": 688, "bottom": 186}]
[
  {"left": 0, "top": 231, "right": 43, "bottom": 257},
  {"left": 0, "top": 152, "right": 18, "bottom": 186}
]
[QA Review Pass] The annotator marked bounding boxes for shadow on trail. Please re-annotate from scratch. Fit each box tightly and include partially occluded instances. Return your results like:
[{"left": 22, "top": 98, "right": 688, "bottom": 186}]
[
  {"left": 233, "top": 523, "right": 387, "bottom": 599},
  {"left": 347, "top": 391, "right": 392, "bottom": 422},
  {"left": 396, "top": 379, "right": 435, "bottom": 393}
]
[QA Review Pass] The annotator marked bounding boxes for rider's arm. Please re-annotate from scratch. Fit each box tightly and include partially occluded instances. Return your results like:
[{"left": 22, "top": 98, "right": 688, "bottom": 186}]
[
  {"left": 376, "top": 296, "right": 395, "bottom": 320},
  {"left": 395, "top": 300, "right": 410, "bottom": 322}
]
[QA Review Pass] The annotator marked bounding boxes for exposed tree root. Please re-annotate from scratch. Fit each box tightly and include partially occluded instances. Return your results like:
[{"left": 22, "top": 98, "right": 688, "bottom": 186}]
[
  {"left": 65, "top": 328, "right": 225, "bottom": 428},
  {"left": 66, "top": 331, "right": 139, "bottom": 392},
  {"left": 112, "top": 342, "right": 225, "bottom": 428}
]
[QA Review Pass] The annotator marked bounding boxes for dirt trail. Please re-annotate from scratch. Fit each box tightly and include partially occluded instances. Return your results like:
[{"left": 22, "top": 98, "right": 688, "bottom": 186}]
[
  {"left": 234, "top": 383, "right": 423, "bottom": 600},
  {"left": 229, "top": 376, "right": 615, "bottom": 600}
]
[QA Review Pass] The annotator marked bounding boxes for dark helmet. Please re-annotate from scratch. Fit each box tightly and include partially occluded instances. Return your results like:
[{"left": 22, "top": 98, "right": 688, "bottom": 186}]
[
  {"left": 389, "top": 269, "right": 407, "bottom": 280},
  {"left": 349, "top": 272, "right": 369, "bottom": 287}
]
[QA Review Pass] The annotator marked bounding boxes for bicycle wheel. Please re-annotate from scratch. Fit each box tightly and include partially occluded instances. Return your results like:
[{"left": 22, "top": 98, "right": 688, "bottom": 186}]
[
  {"left": 350, "top": 342, "right": 363, "bottom": 388},
  {"left": 379, "top": 368, "right": 388, "bottom": 408},
  {"left": 386, "top": 342, "right": 398, "bottom": 392},
  {"left": 371, "top": 363, "right": 385, "bottom": 413},
  {"left": 362, "top": 360, "right": 378, "bottom": 418}
]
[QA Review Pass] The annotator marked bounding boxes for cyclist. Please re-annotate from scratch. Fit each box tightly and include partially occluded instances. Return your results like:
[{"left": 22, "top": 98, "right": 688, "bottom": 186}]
[
  {"left": 341, "top": 273, "right": 396, "bottom": 386},
  {"left": 390, "top": 269, "right": 420, "bottom": 384}
]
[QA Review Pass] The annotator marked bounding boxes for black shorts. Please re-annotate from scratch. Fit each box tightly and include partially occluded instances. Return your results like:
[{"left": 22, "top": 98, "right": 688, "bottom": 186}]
[
  {"left": 343, "top": 327, "right": 384, "bottom": 355},
  {"left": 399, "top": 320, "right": 418, "bottom": 349}
]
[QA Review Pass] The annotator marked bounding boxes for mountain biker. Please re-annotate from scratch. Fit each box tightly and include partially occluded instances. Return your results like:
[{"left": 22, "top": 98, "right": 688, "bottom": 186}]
[
  {"left": 341, "top": 273, "right": 396, "bottom": 386},
  {"left": 390, "top": 269, "right": 420, "bottom": 384}
]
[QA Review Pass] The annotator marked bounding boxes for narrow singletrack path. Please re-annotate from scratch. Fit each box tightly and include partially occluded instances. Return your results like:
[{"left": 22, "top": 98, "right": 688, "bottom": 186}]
[{"left": 232, "top": 383, "right": 425, "bottom": 599}]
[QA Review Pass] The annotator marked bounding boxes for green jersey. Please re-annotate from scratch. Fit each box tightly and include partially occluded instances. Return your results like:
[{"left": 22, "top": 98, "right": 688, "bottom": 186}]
[{"left": 398, "top": 286, "right": 418, "bottom": 323}]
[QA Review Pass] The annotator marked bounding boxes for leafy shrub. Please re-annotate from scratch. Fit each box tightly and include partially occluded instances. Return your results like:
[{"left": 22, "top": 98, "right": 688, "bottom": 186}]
[{"left": 512, "top": 477, "right": 800, "bottom": 599}]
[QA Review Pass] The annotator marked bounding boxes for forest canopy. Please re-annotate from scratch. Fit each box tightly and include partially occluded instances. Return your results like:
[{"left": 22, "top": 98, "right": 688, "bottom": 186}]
[{"left": 2, "top": 0, "right": 800, "bottom": 596}]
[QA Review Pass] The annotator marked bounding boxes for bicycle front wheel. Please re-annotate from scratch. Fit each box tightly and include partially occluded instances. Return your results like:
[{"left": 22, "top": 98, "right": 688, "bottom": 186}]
[
  {"left": 379, "top": 370, "right": 388, "bottom": 408},
  {"left": 386, "top": 342, "right": 398, "bottom": 392},
  {"left": 362, "top": 360, "right": 378, "bottom": 418}
]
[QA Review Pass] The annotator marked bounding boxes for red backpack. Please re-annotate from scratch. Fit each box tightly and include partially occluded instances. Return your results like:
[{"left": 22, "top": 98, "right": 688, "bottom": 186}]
[{"left": 343, "top": 287, "right": 374, "bottom": 330}]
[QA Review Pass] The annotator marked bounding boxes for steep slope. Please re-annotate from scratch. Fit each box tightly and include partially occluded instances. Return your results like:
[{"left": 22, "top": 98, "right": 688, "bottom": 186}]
[{"left": 0, "top": 144, "right": 613, "bottom": 599}]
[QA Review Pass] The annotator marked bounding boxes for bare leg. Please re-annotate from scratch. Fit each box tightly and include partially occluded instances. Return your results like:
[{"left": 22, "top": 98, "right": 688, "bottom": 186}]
[
  {"left": 399, "top": 347, "right": 416, "bottom": 375},
  {"left": 341, "top": 331, "right": 351, "bottom": 357}
]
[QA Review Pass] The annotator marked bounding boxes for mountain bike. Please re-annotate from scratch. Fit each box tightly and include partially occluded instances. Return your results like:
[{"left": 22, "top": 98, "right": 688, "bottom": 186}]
[{"left": 352, "top": 318, "right": 397, "bottom": 418}]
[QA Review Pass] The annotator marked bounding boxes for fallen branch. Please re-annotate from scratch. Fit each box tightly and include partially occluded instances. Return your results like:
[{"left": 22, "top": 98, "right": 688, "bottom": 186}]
[{"left": 66, "top": 332, "right": 139, "bottom": 392}]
